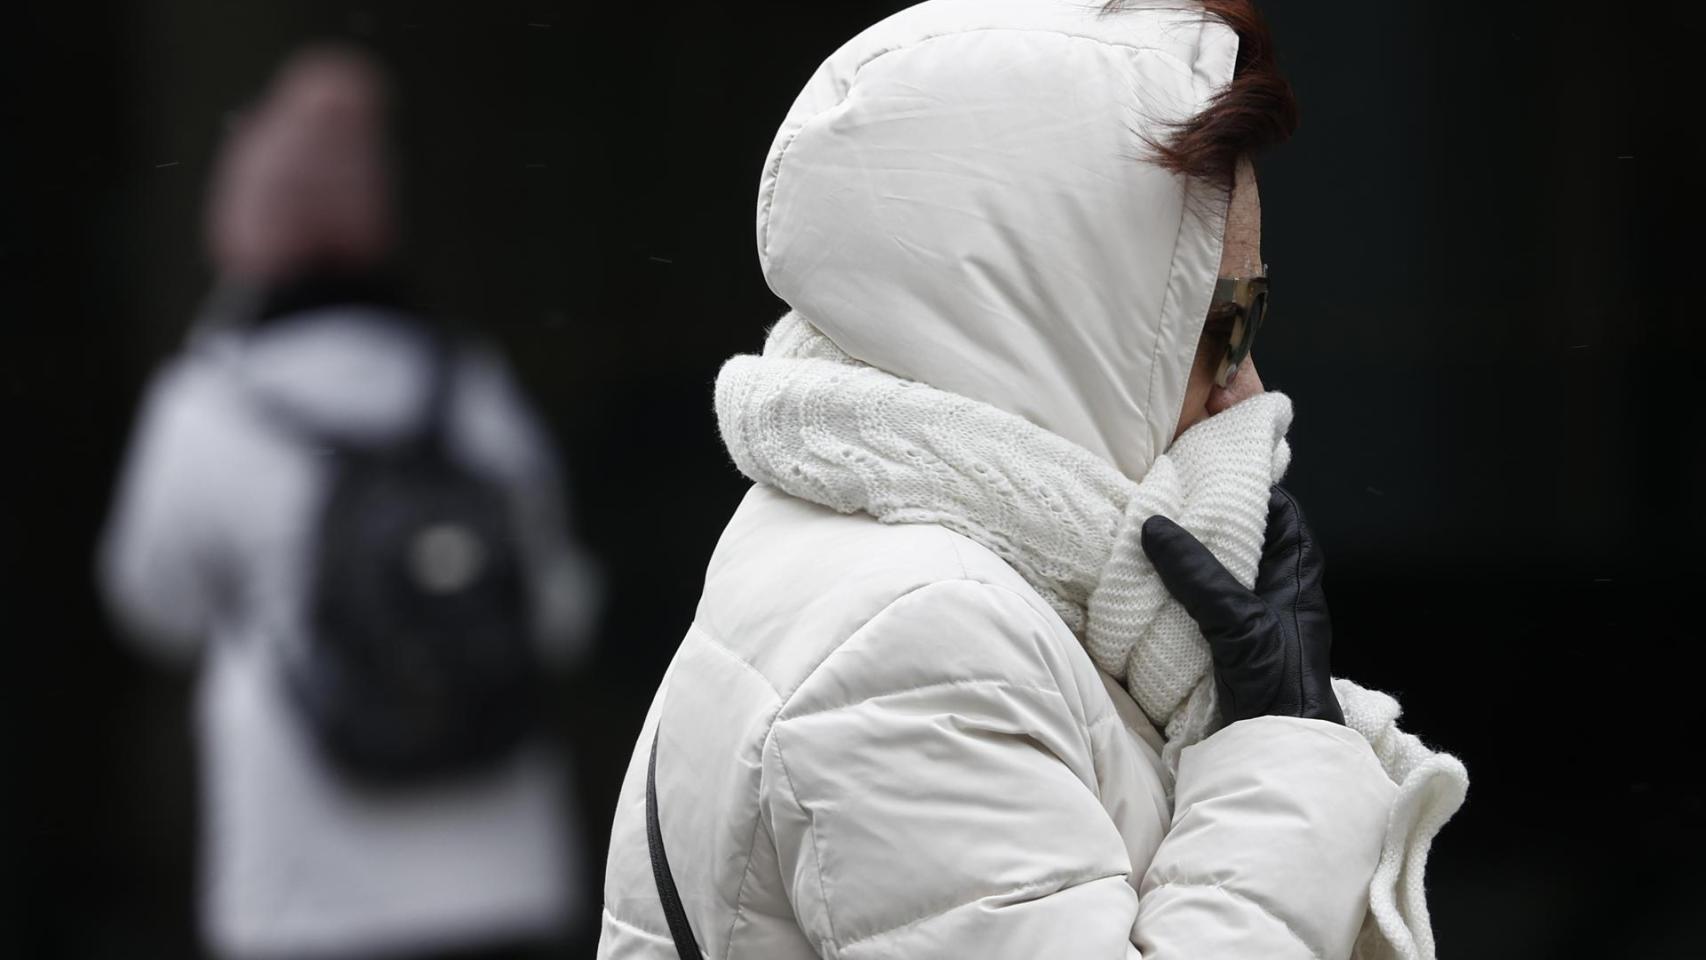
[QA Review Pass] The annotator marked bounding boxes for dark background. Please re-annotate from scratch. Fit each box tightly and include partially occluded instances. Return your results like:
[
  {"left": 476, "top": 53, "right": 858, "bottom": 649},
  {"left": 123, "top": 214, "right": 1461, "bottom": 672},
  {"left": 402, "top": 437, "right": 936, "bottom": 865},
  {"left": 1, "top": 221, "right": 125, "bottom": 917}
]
[{"left": 5, "top": 1, "right": 1703, "bottom": 957}]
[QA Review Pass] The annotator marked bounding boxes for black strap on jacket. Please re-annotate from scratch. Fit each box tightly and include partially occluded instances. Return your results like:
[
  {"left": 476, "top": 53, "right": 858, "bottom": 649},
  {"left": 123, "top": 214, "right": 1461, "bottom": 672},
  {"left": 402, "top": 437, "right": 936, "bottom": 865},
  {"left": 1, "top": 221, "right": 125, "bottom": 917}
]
[{"left": 647, "top": 733, "right": 703, "bottom": 959}]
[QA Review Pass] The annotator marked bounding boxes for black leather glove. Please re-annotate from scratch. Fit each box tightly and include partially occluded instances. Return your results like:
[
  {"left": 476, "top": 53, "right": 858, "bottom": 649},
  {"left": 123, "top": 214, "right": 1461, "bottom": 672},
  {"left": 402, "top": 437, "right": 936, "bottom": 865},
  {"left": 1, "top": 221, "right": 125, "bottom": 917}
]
[{"left": 1139, "top": 485, "right": 1344, "bottom": 726}]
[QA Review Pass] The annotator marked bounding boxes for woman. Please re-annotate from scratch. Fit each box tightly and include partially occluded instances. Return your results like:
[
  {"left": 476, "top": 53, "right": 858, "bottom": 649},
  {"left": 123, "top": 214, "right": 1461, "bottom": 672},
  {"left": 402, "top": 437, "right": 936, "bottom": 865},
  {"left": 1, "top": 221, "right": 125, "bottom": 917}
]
[
  {"left": 598, "top": 1, "right": 1466, "bottom": 958},
  {"left": 101, "top": 49, "right": 596, "bottom": 960}
]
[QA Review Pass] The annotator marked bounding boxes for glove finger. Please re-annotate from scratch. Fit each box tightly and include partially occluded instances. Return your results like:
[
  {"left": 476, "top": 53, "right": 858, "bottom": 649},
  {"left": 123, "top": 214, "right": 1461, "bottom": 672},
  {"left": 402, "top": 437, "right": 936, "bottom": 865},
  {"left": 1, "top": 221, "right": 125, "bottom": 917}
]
[
  {"left": 1140, "top": 515, "right": 1268, "bottom": 642},
  {"left": 1281, "top": 486, "right": 1326, "bottom": 591},
  {"left": 1264, "top": 486, "right": 1333, "bottom": 662},
  {"left": 1254, "top": 486, "right": 1303, "bottom": 598},
  {"left": 1297, "top": 598, "right": 1339, "bottom": 721},
  {"left": 1266, "top": 485, "right": 1300, "bottom": 540}
]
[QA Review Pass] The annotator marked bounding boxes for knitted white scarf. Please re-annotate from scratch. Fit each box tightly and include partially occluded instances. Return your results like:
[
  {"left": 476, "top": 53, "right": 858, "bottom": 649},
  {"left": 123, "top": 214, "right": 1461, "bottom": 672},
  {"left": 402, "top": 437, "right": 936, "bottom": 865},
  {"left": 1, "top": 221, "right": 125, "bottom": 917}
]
[{"left": 715, "top": 312, "right": 1469, "bottom": 960}]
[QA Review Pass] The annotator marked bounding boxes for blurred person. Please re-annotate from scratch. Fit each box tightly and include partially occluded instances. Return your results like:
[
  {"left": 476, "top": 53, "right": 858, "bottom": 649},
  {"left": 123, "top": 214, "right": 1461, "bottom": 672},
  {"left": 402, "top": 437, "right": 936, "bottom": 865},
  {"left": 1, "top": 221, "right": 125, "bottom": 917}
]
[
  {"left": 99, "top": 47, "right": 597, "bottom": 960},
  {"left": 600, "top": 2, "right": 1466, "bottom": 959}
]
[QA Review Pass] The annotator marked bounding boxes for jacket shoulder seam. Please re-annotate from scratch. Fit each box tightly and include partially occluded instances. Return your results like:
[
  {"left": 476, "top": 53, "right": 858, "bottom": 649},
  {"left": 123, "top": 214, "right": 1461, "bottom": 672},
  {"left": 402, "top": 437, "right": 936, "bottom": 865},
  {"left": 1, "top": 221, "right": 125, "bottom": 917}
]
[
  {"left": 772, "top": 577, "right": 1076, "bottom": 724},
  {"left": 688, "top": 620, "right": 785, "bottom": 701}
]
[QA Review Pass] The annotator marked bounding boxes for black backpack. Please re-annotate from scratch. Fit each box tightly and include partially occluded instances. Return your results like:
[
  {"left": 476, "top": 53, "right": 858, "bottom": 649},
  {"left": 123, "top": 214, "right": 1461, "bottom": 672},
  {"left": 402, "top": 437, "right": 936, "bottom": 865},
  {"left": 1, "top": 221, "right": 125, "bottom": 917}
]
[{"left": 245, "top": 321, "right": 543, "bottom": 785}]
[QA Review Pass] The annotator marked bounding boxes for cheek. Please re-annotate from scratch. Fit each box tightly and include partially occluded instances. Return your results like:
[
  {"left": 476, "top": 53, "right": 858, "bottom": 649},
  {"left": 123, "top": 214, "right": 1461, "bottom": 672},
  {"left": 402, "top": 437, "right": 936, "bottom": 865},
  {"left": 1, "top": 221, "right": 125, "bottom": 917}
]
[
  {"left": 1206, "top": 355, "right": 1265, "bottom": 415},
  {"left": 1172, "top": 345, "right": 1218, "bottom": 441}
]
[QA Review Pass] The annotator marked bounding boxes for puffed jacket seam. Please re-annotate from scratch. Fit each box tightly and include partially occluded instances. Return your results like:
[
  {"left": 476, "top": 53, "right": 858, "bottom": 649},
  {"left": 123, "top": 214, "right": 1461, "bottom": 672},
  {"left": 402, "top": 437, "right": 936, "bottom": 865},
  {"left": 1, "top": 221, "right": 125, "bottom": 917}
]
[
  {"left": 1144, "top": 880, "right": 1323, "bottom": 960},
  {"left": 770, "top": 578, "right": 1091, "bottom": 727},
  {"left": 600, "top": 905, "right": 672, "bottom": 948},
  {"left": 924, "top": 575, "right": 1115, "bottom": 732},
  {"left": 747, "top": 577, "right": 1038, "bottom": 957},
  {"left": 689, "top": 620, "right": 786, "bottom": 701},
  {"left": 759, "top": 578, "right": 1123, "bottom": 954},
  {"left": 767, "top": 575, "right": 1114, "bottom": 799},
  {"left": 768, "top": 578, "right": 995, "bottom": 709},
  {"left": 968, "top": 578, "right": 1121, "bottom": 745},
  {"left": 673, "top": 624, "right": 787, "bottom": 958},
  {"left": 773, "top": 675, "right": 1071, "bottom": 725},
  {"left": 767, "top": 707, "right": 1134, "bottom": 957},
  {"left": 836, "top": 868, "right": 1132, "bottom": 955},
  {"left": 766, "top": 728, "right": 843, "bottom": 956}
]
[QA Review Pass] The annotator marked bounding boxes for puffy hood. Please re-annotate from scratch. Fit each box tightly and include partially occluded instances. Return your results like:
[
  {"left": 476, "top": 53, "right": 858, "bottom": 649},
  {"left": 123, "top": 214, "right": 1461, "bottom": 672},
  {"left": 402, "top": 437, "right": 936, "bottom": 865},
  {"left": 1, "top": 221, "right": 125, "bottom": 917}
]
[{"left": 757, "top": 0, "right": 1238, "bottom": 481}]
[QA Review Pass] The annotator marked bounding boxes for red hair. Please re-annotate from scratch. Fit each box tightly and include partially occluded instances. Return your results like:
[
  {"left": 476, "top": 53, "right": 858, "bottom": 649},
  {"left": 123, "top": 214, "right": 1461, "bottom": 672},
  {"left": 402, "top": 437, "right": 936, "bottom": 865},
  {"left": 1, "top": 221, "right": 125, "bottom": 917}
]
[{"left": 1104, "top": 0, "right": 1299, "bottom": 189}]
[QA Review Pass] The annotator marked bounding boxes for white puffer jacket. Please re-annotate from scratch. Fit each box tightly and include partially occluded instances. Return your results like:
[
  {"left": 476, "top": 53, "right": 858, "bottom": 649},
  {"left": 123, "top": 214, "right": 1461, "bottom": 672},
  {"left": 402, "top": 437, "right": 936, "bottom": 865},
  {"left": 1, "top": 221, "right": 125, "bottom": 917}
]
[
  {"left": 601, "top": 484, "right": 1396, "bottom": 959},
  {"left": 601, "top": 1, "right": 1402, "bottom": 957}
]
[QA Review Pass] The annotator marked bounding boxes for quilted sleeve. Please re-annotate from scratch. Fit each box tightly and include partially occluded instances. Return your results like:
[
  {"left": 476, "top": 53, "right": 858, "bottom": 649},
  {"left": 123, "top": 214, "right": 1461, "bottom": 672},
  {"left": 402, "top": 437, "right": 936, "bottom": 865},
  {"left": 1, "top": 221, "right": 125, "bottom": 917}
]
[
  {"left": 1135, "top": 715, "right": 1398, "bottom": 960},
  {"left": 761, "top": 579, "right": 1148, "bottom": 959}
]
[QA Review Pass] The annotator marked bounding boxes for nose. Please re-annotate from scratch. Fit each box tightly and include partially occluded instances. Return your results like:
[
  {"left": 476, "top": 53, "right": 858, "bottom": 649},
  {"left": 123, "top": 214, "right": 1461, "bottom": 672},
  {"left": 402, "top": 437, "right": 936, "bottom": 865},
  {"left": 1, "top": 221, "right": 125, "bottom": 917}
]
[{"left": 1207, "top": 356, "right": 1264, "bottom": 415}]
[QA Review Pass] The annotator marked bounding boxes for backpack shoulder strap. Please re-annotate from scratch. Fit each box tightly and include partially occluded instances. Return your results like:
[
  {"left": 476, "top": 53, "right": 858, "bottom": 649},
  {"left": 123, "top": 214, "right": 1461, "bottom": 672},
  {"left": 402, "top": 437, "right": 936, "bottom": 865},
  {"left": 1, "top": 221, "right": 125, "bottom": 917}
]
[
  {"left": 409, "top": 325, "right": 459, "bottom": 456},
  {"left": 647, "top": 732, "right": 704, "bottom": 960}
]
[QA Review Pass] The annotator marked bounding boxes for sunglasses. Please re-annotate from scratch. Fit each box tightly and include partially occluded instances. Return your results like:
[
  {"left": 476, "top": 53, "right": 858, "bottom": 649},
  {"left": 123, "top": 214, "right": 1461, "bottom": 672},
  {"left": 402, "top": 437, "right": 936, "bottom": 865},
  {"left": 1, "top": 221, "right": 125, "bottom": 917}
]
[{"left": 1208, "top": 265, "right": 1269, "bottom": 388}]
